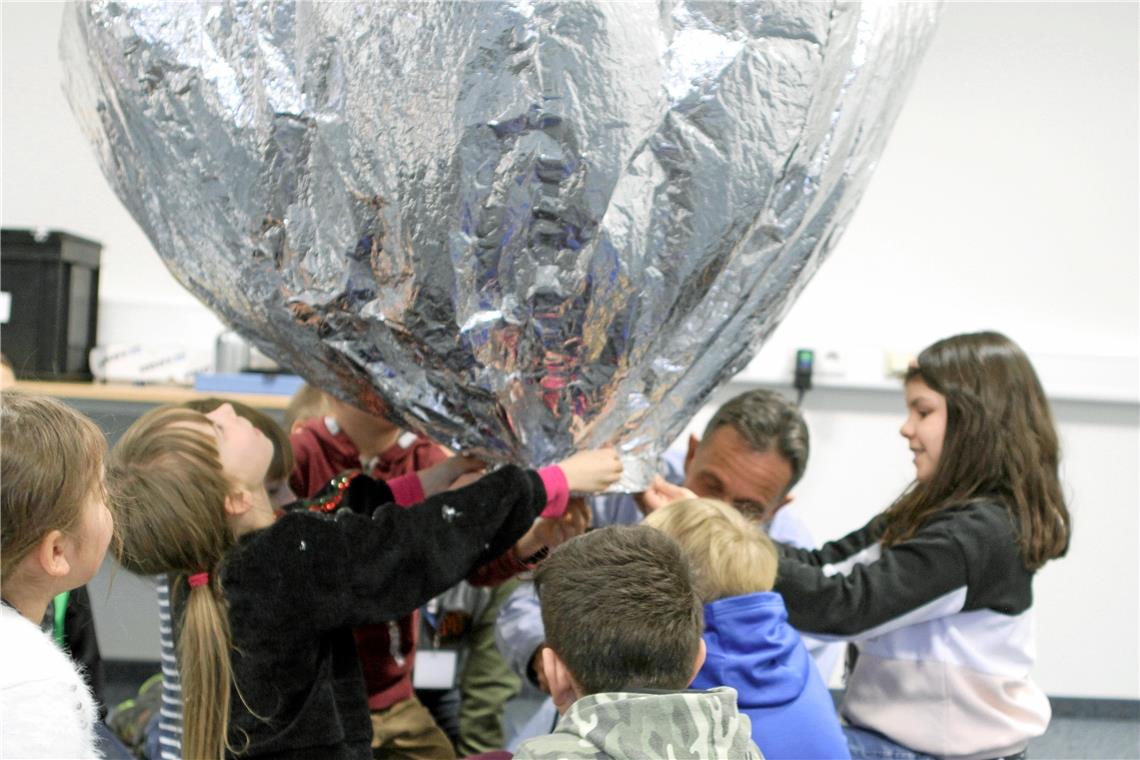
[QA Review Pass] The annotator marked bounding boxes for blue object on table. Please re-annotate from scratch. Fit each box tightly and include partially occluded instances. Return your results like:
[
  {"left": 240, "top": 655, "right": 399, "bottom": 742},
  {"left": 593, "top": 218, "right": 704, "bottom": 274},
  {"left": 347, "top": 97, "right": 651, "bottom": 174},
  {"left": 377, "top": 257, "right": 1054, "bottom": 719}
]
[{"left": 193, "top": 372, "right": 305, "bottom": 396}]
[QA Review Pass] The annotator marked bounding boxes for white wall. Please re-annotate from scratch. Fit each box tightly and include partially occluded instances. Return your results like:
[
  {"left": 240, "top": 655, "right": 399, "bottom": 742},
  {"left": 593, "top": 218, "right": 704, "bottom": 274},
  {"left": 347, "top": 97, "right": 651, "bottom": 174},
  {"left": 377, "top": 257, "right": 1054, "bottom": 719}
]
[
  {"left": 1, "top": 1, "right": 226, "bottom": 351},
  {"left": 3, "top": 2, "right": 1137, "bottom": 699}
]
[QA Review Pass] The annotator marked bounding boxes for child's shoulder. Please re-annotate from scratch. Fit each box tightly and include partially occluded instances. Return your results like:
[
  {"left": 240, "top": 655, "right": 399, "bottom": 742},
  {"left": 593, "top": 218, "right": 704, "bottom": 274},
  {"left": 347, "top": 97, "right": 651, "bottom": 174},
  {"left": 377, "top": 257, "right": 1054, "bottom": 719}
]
[
  {"left": 927, "top": 499, "right": 1032, "bottom": 585},
  {"left": 291, "top": 416, "right": 355, "bottom": 458},
  {"left": 514, "top": 734, "right": 604, "bottom": 760},
  {"left": 221, "top": 511, "right": 355, "bottom": 633},
  {"left": 289, "top": 415, "right": 328, "bottom": 443},
  {"left": 0, "top": 609, "right": 99, "bottom": 758},
  {"left": 0, "top": 606, "right": 91, "bottom": 691},
  {"left": 224, "top": 509, "right": 344, "bottom": 580},
  {"left": 929, "top": 498, "right": 1017, "bottom": 542},
  {"left": 520, "top": 688, "right": 756, "bottom": 760},
  {"left": 285, "top": 470, "right": 370, "bottom": 514}
]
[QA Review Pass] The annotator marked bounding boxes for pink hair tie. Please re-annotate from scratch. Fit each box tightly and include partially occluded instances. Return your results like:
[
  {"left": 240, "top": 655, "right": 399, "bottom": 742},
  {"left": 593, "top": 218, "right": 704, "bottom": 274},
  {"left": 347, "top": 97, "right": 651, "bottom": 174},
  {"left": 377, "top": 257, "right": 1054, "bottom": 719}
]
[{"left": 188, "top": 572, "right": 210, "bottom": 588}]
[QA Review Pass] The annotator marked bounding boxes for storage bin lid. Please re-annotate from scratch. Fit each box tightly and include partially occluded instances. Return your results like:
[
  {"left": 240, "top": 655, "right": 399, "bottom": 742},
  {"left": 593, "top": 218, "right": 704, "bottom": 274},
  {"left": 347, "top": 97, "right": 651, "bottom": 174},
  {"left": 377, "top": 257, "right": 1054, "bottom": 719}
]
[{"left": 1, "top": 229, "right": 102, "bottom": 268}]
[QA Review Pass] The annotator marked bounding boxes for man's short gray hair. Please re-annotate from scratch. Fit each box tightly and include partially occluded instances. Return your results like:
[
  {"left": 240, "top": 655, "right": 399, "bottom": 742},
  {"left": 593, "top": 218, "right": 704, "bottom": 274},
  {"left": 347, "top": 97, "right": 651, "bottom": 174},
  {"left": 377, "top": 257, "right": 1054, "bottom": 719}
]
[{"left": 703, "top": 389, "right": 809, "bottom": 491}]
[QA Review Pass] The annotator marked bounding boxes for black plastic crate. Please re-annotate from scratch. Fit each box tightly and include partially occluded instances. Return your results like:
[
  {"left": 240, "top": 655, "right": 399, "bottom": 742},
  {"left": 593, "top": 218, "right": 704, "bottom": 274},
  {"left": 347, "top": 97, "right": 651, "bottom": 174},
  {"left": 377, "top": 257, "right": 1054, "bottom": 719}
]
[{"left": 1, "top": 229, "right": 101, "bottom": 380}]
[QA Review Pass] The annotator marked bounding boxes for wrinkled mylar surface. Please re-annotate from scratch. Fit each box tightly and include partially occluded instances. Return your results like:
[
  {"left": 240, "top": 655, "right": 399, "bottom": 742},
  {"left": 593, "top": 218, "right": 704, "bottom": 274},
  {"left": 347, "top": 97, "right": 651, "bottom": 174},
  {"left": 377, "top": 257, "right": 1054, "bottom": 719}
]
[{"left": 62, "top": 1, "right": 940, "bottom": 489}]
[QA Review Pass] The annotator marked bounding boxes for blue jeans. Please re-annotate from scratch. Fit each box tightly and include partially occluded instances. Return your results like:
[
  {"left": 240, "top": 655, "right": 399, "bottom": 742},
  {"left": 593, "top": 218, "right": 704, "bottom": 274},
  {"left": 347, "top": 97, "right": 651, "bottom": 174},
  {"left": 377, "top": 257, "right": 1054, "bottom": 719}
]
[
  {"left": 845, "top": 726, "right": 938, "bottom": 760},
  {"left": 143, "top": 711, "right": 162, "bottom": 760},
  {"left": 94, "top": 721, "right": 134, "bottom": 760},
  {"left": 844, "top": 726, "right": 1028, "bottom": 760}
]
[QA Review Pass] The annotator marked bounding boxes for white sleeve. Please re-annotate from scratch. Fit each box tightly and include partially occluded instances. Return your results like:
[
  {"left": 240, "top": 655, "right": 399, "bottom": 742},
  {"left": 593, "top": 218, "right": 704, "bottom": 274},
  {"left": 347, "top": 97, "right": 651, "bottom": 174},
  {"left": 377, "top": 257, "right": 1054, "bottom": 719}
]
[{"left": 1, "top": 676, "right": 102, "bottom": 758}]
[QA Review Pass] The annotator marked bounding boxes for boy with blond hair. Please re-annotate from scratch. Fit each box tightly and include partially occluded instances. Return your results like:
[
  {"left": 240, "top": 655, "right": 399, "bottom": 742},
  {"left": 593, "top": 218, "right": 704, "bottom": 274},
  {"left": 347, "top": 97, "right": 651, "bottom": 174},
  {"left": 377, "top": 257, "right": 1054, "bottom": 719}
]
[
  {"left": 514, "top": 525, "right": 760, "bottom": 760},
  {"left": 646, "top": 498, "right": 849, "bottom": 760}
]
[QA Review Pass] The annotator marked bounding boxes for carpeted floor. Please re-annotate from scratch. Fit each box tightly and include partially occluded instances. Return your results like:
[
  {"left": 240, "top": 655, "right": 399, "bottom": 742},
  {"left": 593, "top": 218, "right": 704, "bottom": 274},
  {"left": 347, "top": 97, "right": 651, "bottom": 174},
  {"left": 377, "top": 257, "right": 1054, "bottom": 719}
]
[
  {"left": 1030, "top": 713, "right": 1140, "bottom": 759},
  {"left": 105, "top": 664, "right": 1140, "bottom": 759}
]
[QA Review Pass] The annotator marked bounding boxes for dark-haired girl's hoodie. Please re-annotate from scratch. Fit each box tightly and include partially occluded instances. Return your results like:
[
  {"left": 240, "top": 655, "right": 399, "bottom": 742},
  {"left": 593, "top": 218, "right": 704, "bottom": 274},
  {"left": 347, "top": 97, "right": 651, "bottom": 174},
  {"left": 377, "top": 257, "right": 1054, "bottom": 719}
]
[
  {"left": 690, "top": 592, "right": 849, "bottom": 760},
  {"left": 776, "top": 501, "right": 1050, "bottom": 760}
]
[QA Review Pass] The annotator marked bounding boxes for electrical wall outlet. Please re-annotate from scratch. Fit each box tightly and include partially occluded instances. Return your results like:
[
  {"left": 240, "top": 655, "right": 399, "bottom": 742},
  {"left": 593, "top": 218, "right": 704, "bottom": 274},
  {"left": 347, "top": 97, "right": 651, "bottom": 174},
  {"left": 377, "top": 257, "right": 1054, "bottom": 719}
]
[{"left": 815, "top": 349, "right": 846, "bottom": 378}]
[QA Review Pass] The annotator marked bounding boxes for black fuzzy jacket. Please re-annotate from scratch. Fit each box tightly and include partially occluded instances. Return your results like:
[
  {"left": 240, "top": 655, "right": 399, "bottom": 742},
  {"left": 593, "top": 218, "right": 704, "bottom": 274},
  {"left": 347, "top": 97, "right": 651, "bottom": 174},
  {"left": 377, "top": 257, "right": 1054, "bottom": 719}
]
[{"left": 220, "top": 465, "right": 547, "bottom": 759}]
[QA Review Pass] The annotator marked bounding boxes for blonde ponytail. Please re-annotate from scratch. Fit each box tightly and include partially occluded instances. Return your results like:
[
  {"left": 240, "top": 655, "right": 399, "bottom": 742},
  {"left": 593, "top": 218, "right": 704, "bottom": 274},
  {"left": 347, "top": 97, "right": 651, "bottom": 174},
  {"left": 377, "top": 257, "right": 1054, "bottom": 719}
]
[
  {"left": 179, "top": 577, "right": 234, "bottom": 760},
  {"left": 108, "top": 406, "right": 241, "bottom": 759}
]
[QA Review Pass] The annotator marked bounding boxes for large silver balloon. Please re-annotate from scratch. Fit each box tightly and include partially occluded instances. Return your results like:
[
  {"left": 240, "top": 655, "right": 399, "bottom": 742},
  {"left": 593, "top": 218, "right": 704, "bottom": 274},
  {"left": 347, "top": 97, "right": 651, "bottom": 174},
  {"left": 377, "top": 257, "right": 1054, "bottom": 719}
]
[{"left": 62, "top": 1, "right": 939, "bottom": 488}]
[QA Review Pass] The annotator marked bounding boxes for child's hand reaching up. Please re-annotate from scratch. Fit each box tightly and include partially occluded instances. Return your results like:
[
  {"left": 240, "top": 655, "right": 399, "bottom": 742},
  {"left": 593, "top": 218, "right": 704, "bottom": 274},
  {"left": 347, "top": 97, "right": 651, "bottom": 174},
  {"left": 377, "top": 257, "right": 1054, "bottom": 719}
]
[
  {"left": 557, "top": 448, "right": 623, "bottom": 493},
  {"left": 637, "top": 476, "right": 697, "bottom": 514},
  {"left": 513, "top": 497, "right": 592, "bottom": 560}
]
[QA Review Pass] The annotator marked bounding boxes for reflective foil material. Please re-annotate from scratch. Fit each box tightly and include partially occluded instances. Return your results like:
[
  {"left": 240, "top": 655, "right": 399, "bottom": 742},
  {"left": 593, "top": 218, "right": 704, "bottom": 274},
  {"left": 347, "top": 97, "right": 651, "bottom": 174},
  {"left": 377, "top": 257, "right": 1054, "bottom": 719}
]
[{"left": 61, "top": 1, "right": 940, "bottom": 489}]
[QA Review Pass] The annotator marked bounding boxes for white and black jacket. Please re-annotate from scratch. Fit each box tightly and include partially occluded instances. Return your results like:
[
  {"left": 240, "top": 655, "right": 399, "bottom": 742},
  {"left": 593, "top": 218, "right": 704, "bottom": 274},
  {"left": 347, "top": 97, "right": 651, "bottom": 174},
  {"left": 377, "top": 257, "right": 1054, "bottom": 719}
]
[{"left": 775, "top": 500, "right": 1050, "bottom": 760}]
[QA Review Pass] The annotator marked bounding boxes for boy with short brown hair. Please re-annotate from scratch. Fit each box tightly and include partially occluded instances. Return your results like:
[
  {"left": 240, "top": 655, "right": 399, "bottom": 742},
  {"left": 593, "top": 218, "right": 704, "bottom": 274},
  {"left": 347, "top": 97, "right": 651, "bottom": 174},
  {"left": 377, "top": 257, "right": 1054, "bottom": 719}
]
[{"left": 515, "top": 525, "right": 761, "bottom": 760}]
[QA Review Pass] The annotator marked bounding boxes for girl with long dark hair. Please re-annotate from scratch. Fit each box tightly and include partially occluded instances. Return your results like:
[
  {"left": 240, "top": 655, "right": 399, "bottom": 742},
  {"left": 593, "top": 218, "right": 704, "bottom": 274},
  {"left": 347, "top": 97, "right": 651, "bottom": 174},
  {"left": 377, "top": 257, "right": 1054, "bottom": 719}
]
[{"left": 776, "top": 332, "right": 1071, "bottom": 760}]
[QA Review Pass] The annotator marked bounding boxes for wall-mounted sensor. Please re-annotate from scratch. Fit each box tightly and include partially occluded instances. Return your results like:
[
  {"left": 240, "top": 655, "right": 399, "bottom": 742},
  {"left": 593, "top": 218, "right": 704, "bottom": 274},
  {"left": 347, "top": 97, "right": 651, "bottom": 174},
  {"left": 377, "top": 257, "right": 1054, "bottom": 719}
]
[{"left": 794, "top": 348, "right": 814, "bottom": 405}]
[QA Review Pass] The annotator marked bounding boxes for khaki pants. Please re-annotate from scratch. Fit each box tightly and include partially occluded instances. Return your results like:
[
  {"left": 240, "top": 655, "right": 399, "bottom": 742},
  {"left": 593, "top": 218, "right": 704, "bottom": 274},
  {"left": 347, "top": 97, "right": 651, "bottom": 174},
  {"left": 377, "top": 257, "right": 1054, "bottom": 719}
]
[
  {"left": 371, "top": 695, "right": 456, "bottom": 760},
  {"left": 456, "top": 580, "right": 523, "bottom": 756}
]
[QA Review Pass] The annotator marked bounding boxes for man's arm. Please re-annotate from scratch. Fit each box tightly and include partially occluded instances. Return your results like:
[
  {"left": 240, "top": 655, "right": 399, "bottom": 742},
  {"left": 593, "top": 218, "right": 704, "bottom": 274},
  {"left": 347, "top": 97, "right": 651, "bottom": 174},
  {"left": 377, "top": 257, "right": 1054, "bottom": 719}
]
[{"left": 495, "top": 580, "right": 548, "bottom": 695}]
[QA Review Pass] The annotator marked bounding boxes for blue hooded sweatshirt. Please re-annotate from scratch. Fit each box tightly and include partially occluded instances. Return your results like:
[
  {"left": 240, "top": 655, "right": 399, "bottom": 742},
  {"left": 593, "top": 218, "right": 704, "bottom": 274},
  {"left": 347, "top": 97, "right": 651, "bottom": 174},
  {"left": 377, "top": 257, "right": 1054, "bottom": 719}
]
[{"left": 690, "top": 591, "right": 850, "bottom": 760}]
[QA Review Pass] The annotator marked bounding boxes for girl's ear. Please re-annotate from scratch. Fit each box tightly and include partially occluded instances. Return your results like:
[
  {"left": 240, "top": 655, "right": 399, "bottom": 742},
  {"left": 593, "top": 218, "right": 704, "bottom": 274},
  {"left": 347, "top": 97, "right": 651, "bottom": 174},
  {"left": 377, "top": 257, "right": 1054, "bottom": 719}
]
[
  {"left": 35, "top": 530, "right": 72, "bottom": 578},
  {"left": 224, "top": 488, "right": 254, "bottom": 517}
]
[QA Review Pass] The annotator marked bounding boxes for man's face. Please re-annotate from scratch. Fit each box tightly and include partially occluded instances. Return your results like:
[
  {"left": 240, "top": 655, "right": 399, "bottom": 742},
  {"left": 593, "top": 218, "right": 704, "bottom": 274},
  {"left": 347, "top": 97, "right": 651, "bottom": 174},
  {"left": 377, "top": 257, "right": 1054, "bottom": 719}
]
[{"left": 683, "top": 426, "right": 794, "bottom": 523}]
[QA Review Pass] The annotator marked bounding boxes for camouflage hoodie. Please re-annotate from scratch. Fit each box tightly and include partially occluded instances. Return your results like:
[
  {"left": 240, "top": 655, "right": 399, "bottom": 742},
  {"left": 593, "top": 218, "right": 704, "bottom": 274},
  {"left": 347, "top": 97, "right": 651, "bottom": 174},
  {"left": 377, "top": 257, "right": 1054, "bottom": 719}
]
[{"left": 514, "top": 686, "right": 763, "bottom": 760}]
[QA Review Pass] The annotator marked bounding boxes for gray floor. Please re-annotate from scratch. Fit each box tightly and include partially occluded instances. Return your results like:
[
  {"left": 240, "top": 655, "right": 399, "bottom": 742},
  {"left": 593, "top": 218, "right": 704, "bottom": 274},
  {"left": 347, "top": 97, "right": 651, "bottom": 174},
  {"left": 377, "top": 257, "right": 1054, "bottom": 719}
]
[
  {"left": 1030, "top": 715, "right": 1140, "bottom": 759},
  {"left": 106, "top": 668, "right": 1140, "bottom": 758}
]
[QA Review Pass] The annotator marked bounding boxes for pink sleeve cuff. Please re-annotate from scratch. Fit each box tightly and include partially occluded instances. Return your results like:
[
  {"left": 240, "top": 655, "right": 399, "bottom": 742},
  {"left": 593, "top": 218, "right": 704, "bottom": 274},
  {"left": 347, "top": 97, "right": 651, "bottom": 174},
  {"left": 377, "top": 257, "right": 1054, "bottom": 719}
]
[
  {"left": 387, "top": 473, "right": 425, "bottom": 507},
  {"left": 537, "top": 466, "right": 570, "bottom": 519}
]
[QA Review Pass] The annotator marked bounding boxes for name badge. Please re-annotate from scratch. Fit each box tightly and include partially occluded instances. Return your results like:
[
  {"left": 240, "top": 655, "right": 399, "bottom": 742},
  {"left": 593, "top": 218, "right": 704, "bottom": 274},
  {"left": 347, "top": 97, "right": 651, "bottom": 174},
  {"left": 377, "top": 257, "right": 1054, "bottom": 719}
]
[{"left": 413, "top": 649, "right": 459, "bottom": 689}]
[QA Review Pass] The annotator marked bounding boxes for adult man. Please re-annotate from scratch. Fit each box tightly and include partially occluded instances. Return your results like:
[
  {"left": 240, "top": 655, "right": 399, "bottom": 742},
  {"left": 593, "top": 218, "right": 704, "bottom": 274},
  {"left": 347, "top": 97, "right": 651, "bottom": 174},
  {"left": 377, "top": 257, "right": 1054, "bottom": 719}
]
[
  {"left": 496, "top": 388, "right": 837, "bottom": 747},
  {"left": 592, "top": 388, "right": 813, "bottom": 541}
]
